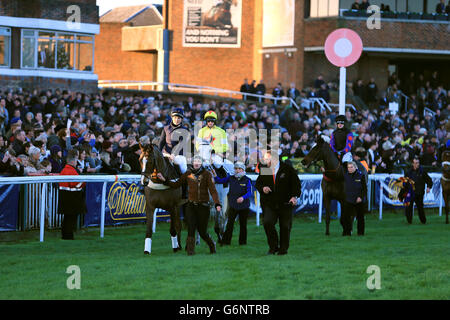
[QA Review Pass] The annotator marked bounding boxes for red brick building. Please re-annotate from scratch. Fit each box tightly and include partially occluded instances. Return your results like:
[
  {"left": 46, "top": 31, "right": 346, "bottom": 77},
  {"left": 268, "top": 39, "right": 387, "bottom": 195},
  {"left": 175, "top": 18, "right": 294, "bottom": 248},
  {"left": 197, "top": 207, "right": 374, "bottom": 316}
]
[
  {"left": 95, "top": 0, "right": 449, "bottom": 100},
  {"left": 165, "top": 0, "right": 450, "bottom": 96},
  {"left": 95, "top": 5, "right": 163, "bottom": 84},
  {"left": 0, "top": 0, "right": 99, "bottom": 92}
]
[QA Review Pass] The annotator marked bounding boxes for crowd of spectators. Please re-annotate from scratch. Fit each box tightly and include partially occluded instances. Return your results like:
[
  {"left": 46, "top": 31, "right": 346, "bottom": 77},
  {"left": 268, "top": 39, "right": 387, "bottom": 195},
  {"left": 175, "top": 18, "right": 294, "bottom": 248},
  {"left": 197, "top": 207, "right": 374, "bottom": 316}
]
[{"left": 0, "top": 70, "right": 449, "bottom": 177}]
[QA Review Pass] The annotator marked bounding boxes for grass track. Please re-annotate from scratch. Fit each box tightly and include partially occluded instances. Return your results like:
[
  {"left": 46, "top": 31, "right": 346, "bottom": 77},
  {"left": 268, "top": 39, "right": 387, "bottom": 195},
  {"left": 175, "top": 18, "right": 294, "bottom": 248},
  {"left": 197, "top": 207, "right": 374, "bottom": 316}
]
[{"left": 0, "top": 210, "right": 448, "bottom": 300}]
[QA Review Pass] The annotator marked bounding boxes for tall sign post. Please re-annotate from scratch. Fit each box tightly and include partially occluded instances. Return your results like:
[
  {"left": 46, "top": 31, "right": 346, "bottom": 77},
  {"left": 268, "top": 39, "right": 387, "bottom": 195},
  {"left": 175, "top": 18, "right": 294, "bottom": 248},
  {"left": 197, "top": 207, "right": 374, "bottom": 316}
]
[{"left": 324, "top": 29, "right": 363, "bottom": 115}]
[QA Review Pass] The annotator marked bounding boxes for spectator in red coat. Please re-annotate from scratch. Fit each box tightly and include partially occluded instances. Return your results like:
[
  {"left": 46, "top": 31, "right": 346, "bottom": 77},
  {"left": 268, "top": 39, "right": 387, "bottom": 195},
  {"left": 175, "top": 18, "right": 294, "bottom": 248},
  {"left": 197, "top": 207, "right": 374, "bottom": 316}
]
[{"left": 58, "top": 149, "right": 86, "bottom": 240}]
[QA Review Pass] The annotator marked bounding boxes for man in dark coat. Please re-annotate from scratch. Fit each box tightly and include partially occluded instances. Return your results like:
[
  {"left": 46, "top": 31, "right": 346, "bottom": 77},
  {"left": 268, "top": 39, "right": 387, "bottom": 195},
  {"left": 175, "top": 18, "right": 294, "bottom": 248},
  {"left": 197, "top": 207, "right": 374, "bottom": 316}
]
[
  {"left": 58, "top": 149, "right": 86, "bottom": 240},
  {"left": 341, "top": 161, "right": 367, "bottom": 236},
  {"left": 255, "top": 150, "right": 301, "bottom": 255},
  {"left": 240, "top": 78, "right": 251, "bottom": 100},
  {"left": 12, "top": 129, "right": 26, "bottom": 156},
  {"left": 404, "top": 157, "right": 433, "bottom": 224},
  {"left": 255, "top": 80, "right": 266, "bottom": 102}
]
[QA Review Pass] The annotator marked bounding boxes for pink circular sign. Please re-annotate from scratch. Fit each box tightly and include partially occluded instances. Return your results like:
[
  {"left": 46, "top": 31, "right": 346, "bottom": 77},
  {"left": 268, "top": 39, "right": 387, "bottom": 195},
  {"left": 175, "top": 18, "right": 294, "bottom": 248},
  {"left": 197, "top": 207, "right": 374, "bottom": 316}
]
[{"left": 324, "top": 28, "right": 363, "bottom": 67}]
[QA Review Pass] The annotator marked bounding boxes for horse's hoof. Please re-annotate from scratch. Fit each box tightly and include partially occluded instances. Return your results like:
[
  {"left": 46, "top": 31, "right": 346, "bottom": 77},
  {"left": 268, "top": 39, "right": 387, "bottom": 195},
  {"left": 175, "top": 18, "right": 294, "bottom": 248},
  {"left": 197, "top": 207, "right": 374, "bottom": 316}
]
[
  {"left": 144, "top": 251, "right": 150, "bottom": 255},
  {"left": 325, "top": 233, "right": 330, "bottom": 236}
]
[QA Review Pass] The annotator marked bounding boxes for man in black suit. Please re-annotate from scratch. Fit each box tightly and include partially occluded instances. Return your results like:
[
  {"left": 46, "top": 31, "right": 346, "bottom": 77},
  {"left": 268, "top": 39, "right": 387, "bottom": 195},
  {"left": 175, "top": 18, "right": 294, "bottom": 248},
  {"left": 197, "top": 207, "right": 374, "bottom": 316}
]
[
  {"left": 240, "top": 78, "right": 251, "bottom": 100},
  {"left": 436, "top": 0, "right": 445, "bottom": 13},
  {"left": 404, "top": 157, "right": 433, "bottom": 224},
  {"left": 255, "top": 150, "right": 301, "bottom": 255},
  {"left": 255, "top": 80, "right": 266, "bottom": 100},
  {"left": 287, "top": 82, "right": 300, "bottom": 101}
]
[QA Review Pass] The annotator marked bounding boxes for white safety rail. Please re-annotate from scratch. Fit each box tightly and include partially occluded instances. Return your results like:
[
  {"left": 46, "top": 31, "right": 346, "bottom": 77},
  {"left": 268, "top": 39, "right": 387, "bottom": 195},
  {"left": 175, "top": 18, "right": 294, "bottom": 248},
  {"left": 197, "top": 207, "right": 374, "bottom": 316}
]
[
  {"left": 0, "top": 175, "right": 138, "bottom": 242},
  {"left": 305, "top": 97, "right": 356, "bottom": 114},
  {"left": 98, "top": 80, "right": 300, "bottom": 110},
  {"left": 0, "top": 173, "right": 444, "bottom": 242}
]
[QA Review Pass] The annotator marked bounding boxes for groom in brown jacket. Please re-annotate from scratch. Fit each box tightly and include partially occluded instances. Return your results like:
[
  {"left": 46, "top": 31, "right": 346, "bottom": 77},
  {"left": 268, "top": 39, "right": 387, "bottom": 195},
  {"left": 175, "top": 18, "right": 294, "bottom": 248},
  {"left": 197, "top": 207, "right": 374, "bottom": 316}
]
[{"left": 158, "top": 155, "right": 222, "bottom": 255}]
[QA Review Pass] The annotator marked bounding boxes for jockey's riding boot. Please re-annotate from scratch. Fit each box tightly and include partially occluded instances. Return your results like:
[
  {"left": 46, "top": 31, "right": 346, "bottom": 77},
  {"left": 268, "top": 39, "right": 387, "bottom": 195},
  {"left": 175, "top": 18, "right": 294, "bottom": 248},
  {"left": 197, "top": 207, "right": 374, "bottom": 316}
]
[
  {"left": 205, "top": 234, "right": 216, "bottom": 254},
  {"left": 174, "top": 163, "right": 182, "bottom": 177},
  {"left": 186, "top": 236, "right": 195, "bottom": 256}
]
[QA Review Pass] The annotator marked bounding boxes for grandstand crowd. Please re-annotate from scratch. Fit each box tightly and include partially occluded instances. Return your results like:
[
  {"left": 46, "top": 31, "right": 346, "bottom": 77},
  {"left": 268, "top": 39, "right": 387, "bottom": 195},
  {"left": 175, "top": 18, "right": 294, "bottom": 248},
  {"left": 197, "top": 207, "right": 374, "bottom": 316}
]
[{"left": 0, "top": 72, "right": 449, "bottom": 177}]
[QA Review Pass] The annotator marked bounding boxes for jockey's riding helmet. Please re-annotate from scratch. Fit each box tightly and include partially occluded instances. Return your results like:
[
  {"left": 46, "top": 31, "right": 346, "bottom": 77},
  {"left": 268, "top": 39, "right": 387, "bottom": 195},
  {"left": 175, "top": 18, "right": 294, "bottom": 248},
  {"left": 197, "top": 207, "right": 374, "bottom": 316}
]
[
  {"left": 204, "top": 110, "right": 218, "bottom": 122},
  {"left": 336, "top": 115, "right": 346, "bottom": 125},
  {"left": 171, "top": 108, "right": 184, "bottom": 118}
]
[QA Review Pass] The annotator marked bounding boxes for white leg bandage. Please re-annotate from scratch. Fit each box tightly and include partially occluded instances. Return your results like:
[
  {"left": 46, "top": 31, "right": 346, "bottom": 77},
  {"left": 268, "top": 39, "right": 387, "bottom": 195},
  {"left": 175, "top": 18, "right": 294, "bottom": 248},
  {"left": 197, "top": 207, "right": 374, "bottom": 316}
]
[
  {"left": 144, "top": 238, "right": 152, "bottom": 253},
  {"left": 171, "top": 236, "right": 179, "bottom": 249}
]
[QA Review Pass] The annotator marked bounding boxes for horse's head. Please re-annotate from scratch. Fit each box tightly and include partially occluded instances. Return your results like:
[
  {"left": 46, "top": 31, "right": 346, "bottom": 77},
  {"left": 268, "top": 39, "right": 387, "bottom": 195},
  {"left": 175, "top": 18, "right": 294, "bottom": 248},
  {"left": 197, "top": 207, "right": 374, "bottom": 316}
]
[
  {"left": 140, "top": 142, "right": 156, "bottom": 174},
  {"left": 301, "top": 137, "right": 325, "bottom": 168}
]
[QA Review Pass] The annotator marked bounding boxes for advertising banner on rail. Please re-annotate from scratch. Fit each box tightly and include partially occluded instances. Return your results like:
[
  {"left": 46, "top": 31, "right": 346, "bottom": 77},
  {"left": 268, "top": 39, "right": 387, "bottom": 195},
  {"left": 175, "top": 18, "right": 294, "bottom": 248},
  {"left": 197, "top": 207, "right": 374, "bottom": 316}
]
[
  {"left": 83, "top": 177, "right": 332, "bottom": 228},
  {"left": 84, "top": 181, "right": 172, "bottom": 227},
  {"left": 0, "top": 184, "right": 20, "bottom": 231},
  {"left": 248, "top": 177, "right": 336, "bottom": 215},
  {"left": 373, "top": 176, "right": 442, "bottom": 209},
  {"left": 182, "top": 0, "right": 242, "bottom": 47}
]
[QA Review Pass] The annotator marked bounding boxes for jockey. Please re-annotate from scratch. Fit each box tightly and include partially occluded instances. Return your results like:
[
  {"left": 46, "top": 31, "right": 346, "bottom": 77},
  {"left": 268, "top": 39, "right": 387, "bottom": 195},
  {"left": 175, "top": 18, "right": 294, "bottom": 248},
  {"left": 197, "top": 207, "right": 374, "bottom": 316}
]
[
  {"left": 196, "top": 110, "right": 231, "bottom": 245},
  {"left": 159, "top": 107, "right": 188, "bottom": 175},
  {"left": 196, "top": 110, "right": 229, "bottom": 165},
  {"left": 330, "top": 114, "right": 354, "bottom": 163}
]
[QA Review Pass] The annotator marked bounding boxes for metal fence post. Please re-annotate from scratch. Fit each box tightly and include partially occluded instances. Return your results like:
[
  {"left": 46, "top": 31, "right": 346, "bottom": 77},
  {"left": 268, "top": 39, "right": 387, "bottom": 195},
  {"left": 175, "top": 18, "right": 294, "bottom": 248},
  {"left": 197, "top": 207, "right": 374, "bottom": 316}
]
[
  {"left": 379, "top": 179, "right": 383, "bottom": 220},
  {"left": 100, "top": 181, "right": 107, "bottom": 238},
  {"left": 318, "top": 183, "right": 323, "bottom": 223},
  {"left": 39, "top": 183, "right": 47, "bottom": 242},
  {"left": 256, "top": 191, "right": 260, "bottom": 227}
]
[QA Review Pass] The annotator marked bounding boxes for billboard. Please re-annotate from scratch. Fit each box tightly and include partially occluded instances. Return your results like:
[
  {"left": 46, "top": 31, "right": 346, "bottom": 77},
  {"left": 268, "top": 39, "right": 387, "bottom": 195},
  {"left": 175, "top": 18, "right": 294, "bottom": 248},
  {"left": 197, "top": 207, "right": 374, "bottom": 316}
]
[
  {"left": 262, "top": 0, "right": 295, "bottom": 47},
  {"left": 182, "top": 0, "right": 242, "bottom": 47}
]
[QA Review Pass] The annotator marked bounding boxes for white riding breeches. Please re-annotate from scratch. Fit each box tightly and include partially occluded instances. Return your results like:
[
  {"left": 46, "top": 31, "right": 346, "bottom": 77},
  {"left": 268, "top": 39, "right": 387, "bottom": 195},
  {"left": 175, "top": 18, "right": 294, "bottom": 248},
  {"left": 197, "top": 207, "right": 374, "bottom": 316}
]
[{"left": 342, "top": 152, "right": 353, "bottom": 163}]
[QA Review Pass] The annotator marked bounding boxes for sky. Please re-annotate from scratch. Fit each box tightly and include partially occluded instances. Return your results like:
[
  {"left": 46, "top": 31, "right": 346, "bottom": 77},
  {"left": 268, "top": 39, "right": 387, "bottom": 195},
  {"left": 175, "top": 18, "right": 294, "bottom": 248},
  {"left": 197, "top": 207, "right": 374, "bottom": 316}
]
[{"left": 97, "top": 0, "right": 163, "bottom": 16}]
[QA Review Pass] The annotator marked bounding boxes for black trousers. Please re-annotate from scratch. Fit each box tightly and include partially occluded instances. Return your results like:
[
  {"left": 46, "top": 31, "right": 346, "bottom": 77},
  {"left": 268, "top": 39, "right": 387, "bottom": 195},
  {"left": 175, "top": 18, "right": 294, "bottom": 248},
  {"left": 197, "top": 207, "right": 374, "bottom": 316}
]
[
  {"left": 262, "top": 205, "right": 293, "bottom": 253},
  {"left": 223, "top": 207, "right": 249, "bottom": 245},
  {"left": 341, "top": 202, "right": 365, "bottom": 236},
  {"left": 185, "top": 202, "right": 214, "bottom": 243},
  {"left": 61, "top": 214, "right": 78, "bottom": 239},
  {"left": 405, "top": 195, "right": 427, "bottom": 224}
]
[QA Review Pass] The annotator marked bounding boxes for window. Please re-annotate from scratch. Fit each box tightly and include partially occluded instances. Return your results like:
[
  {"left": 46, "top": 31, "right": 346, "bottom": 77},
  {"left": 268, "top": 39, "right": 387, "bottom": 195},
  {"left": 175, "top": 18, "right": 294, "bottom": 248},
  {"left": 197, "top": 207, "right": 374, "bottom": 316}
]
[
  {"left": 0, "top": 27, "right": 11, "bottom": 67},
  {"left": 38, "top": 31, "right": 56, "bottom": 69},
  {"left": 57, "top": 34, "right": 75, "bottom": 69},
  {"left": 75, "top": 35, "right": 93, "bottom": 71},
  {"left": 21, "top": 29, "right": 94, "bottom": 72},
  {"left": 310, "top": 0, "right": 339, "bottom": 18}
]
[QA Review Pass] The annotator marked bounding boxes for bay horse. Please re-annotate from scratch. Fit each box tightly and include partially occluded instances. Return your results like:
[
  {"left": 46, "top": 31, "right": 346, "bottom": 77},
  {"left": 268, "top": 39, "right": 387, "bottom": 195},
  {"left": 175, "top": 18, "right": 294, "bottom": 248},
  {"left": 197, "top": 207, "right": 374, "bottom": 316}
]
[
  {"left": 202, "top": 0, "right": 237, "bottom": 29},
  {"left": 301, "top": 137, "right": 346, "bottom": 235},
  {"left": 441, "top": 150, "right": 450, "bottom": 224},
  {"left": 140, "top": 142, "right": 183, "bottom": 254}
]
